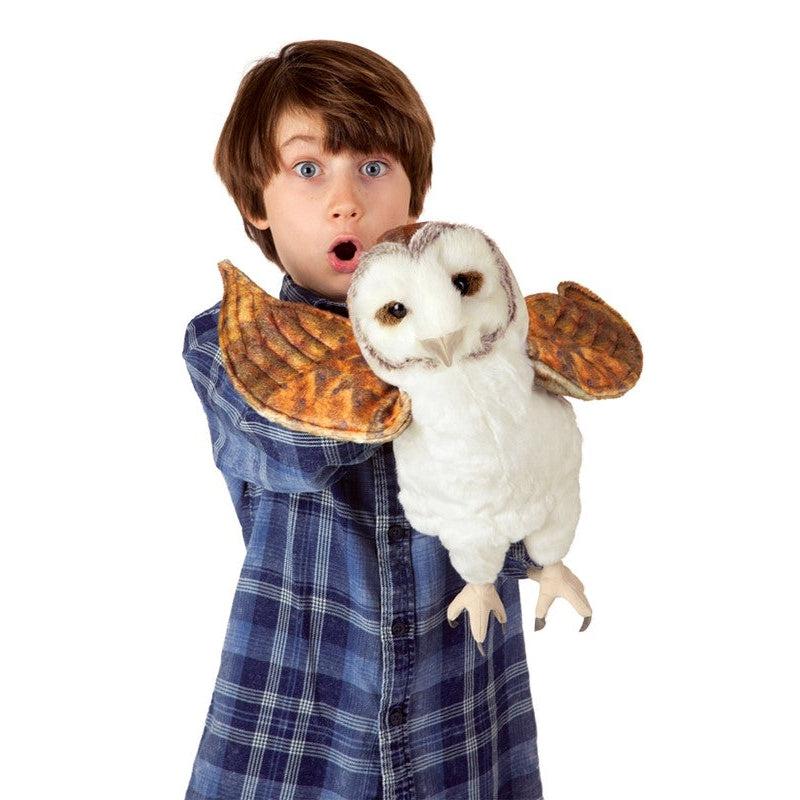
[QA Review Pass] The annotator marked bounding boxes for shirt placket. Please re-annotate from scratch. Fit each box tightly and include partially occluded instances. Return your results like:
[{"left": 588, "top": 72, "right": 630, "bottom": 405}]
[{"left": 374, "top": 446, "right": 418, "bottom": 800}]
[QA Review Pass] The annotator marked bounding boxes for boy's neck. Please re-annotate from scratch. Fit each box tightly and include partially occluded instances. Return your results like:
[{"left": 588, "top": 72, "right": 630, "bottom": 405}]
[{"left": 279, "top": 273, "right": 349, "bottom": 318}]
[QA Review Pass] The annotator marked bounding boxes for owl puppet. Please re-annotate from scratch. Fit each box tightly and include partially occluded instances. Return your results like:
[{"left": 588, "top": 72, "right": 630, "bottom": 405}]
[{"left": 217, "top": 221, "right": 642, "bottom": 654}]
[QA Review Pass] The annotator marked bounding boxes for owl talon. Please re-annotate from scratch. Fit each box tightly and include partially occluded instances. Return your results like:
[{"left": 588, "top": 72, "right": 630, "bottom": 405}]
[
  {"left": 448, "top": 616, "right": 460, "bottom": 628},
  {"left": 446, "top": 582, "right": 507, "bottom": 651},
  {"left": 528, "top": 562, "right": 592, "bottom": 631}
]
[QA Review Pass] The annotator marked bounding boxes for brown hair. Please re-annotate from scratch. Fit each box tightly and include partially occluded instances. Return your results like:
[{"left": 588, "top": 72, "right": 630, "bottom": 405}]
[{"left": 214, "top": 40, "right": 435, "bottom": 271}]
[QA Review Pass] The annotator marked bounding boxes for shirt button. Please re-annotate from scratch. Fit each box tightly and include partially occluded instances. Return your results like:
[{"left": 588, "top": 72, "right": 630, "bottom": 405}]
[
  {"left": 391, "top": 619, "right": 409, "bottom": 637},
  {"left": 388, "top": 525, "right": 405, "bottom": 544},
  {"left": 388, "top": 706, "right": 405, "bottom": 726}
]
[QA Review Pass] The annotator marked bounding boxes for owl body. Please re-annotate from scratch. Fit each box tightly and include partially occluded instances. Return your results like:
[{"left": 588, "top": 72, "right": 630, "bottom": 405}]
[
  {"left": 347, "top": 221, "right": 587, "bottom": 585},
  {"left": 393, "top": 335, "right": 583, "bottom": 584}
]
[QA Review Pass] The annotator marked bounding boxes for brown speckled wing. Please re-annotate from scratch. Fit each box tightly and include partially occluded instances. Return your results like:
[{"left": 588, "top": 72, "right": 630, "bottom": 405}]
[
  {"left": 217, "top": 260, "right": 412, "bottom": 443},
  {"left": 525, "top": 281, "right": 643, "bottom": 400}
]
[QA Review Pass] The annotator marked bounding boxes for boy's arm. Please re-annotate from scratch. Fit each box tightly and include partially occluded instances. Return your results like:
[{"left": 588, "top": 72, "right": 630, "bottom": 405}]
[{"left": 183, "top": 312, "right": 382, "bottom": 494}]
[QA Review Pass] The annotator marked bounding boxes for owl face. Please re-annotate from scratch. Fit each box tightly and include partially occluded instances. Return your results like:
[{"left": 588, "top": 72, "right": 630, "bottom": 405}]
[{"left": 347, "top": 222, "right": 527, "bottom": 389}]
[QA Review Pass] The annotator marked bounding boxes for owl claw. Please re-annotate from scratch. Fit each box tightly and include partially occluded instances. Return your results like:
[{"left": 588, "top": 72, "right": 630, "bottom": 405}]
[
  {"left": 448, "top": 615, "right": 460, "bottom": 628},
  {"left": 446, "top": 582, "right": 507, "bottom": 653},
  {"left": 528, "top": 562, "right": 592, "bottom": 632}
]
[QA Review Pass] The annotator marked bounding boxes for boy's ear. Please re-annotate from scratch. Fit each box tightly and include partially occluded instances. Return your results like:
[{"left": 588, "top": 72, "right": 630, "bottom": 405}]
[{"left": 245, "top": 213, "right": 270, "bottom": 231}]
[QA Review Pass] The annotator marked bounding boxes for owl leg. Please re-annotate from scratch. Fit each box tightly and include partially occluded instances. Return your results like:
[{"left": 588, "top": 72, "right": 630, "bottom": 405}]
[
  {"left": 447, "top": 582, "right": 507, "bottom": 656},
  {"left": 522, "top": 482, "right": 591, "bottom": 631}
]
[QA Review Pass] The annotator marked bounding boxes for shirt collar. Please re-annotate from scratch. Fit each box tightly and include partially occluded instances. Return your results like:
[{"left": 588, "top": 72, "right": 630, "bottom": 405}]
[{"left": 279, "top": 272, "right": 350, "bottom": 318}]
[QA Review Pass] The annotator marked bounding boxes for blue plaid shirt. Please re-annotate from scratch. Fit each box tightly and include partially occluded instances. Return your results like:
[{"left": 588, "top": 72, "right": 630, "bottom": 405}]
[{"left": 182, "top": 271, "right": 544, "bottom": 800}]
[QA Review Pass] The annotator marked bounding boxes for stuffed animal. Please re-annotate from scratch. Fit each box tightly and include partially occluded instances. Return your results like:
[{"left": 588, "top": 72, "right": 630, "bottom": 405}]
[{"left": 216, "top": 221, "right": 642, "bottom": 653}]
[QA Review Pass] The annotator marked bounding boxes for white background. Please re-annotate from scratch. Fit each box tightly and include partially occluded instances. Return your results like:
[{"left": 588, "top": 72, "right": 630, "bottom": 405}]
[{"left": 3, "top": 2, "right": 798, "bottom": 798}]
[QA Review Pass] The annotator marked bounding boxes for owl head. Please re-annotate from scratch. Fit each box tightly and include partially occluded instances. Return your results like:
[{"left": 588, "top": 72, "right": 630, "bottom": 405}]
[{"left": 346, "top": 221, "right": 529, "bottom": 391}]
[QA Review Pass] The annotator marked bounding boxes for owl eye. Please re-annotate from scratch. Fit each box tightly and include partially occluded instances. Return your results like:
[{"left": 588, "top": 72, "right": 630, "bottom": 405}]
[
  {"left": 452, "top": 270, "right": 483, "bottom": 297},
  {"left": 376, "top": 301, "right": 408, "bottom": 326}
]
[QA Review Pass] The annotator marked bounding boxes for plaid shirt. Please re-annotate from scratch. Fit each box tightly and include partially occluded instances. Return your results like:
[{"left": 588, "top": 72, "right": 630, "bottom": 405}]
[{"left": 182, "top": 271, "right": 544, "bottom": 800}]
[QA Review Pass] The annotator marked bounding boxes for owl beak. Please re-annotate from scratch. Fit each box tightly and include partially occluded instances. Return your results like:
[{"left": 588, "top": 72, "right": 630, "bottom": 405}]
[{"left": 419, "top": 328, "right": 465, "bottom": 367}]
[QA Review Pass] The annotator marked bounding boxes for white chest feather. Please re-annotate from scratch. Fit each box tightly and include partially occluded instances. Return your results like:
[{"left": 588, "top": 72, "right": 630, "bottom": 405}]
[{"left": 392, "top": 345, "right": 582, "bottom": 548}]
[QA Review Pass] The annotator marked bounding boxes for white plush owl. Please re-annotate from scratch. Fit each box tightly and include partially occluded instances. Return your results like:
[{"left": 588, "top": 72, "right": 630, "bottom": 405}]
[{"left": 216, "top": 221, "right": 643, "bottom": 653}]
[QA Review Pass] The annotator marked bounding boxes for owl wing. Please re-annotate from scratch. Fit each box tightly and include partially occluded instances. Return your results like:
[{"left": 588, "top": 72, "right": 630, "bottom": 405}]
[
  {"left": 216, "top": 260, "right": 412, "bottom": 443},
  {"left": 525, "top": 281, "right": 643, "bottom": 400}
]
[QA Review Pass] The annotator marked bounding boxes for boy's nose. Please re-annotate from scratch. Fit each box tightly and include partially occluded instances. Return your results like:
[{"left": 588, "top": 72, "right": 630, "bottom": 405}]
[
  {"left": 331, "top": 207, "right": 360, "bottom": 219},
  {"left": 330, "top": 195, "right": 362, "bottom": 219},
  {"left": 329, "top": 177, "right": 363, "bottom": 220}
]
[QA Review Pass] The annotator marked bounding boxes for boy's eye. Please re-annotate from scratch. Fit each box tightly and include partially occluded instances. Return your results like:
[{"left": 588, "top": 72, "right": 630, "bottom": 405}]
[
  {"left": 293, "top": 161, "right": 319, "bottom": 179},
  {"left": 361, "top": 160, "right": 389, "bottom": 178}
]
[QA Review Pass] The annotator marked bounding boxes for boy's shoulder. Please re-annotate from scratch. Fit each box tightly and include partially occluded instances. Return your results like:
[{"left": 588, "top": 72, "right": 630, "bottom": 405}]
[
  {"left": 183, "top": 300, "right": 222, "bottom": 359},
  {"left": 185, "top": 300, "right": 222, "bottom": 339}
]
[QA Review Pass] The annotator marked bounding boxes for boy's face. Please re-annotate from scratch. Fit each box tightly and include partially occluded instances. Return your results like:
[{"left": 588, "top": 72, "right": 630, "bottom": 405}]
[{"left": 248, "top": 108, "right": 419, "bottom": 302}]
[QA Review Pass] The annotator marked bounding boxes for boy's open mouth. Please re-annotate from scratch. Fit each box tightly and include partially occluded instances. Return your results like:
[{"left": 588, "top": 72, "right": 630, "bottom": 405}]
[{"left": 327, "top": 235, "right": 363, "bottom": 273}]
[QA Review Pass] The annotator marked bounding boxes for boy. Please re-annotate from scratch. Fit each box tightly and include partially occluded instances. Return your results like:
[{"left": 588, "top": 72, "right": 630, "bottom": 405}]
[{"left": 183, "top": 40, "right": 545, "bottom": 800}]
